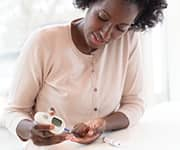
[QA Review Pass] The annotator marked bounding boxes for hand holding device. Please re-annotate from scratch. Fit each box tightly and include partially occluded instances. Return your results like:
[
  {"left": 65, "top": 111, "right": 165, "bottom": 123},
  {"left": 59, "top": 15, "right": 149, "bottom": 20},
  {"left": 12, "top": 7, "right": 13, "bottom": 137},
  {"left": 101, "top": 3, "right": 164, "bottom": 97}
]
[{"left": 34, "top": 112, "right": 66, "bottom": 135}]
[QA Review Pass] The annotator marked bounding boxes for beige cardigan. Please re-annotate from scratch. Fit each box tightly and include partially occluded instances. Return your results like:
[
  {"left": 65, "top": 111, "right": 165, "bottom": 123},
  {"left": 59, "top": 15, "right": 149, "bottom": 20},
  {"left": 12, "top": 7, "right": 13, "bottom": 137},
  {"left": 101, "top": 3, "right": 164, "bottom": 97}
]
[{"left": 1, "top": 22, "right": 144, "bottom": 149}]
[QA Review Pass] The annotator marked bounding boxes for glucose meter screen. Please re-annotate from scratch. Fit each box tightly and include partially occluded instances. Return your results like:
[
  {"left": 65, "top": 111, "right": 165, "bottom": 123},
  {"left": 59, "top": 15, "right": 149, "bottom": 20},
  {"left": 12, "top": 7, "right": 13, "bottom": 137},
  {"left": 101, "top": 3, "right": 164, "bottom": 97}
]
[{"left": 51, "top": 117, "right": 62, "bottom": 127}]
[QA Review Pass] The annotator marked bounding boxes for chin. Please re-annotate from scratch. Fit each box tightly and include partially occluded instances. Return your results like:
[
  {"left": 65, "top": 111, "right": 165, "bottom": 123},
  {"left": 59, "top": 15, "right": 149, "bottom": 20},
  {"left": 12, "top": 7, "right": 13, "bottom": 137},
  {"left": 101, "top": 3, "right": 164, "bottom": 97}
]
[{"left": 88, "top": 40, "right": 105, "bottom": 50}]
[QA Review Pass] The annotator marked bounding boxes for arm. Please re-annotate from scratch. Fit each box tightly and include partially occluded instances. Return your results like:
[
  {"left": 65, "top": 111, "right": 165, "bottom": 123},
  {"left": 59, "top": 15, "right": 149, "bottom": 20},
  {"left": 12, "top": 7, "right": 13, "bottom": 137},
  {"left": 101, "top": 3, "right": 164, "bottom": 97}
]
[
  {"left": 0, "top": 30, "right": 48, "bottom": 141},
  {"left": 103, "top": 111, "right": 129, "bottom": 131},
  {"left": 70, "top": 32, "right": 145, "bottom": 143},
  {"left": 116, "top": 31, "right": 145, "bottom": 128},
  {"left": 84, "top": 32, "right": 144, "bottom": 132}
]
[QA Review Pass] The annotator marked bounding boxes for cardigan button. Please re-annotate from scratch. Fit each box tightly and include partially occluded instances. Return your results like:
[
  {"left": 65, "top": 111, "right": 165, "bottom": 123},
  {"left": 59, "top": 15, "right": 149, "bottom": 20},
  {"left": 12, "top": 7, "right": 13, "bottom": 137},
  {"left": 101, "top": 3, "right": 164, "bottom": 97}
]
[
  {"left": 91, "top": 69, "right": 95, "bottom": 72},
  {"left": 94, "top": 88, "right": 98, "bottom": 92},
  {"left": 94, "top": 107, "right": 98, "bottom": 111}
]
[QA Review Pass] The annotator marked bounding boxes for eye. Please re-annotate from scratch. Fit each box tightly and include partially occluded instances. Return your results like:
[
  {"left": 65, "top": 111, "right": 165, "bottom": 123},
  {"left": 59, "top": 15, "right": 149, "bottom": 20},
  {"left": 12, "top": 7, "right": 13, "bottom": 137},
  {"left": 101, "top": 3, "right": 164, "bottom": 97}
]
[
  {"left": 116, "top": 27, "right": 125, "bottom": 32},
  {"left": 116, "top": 25, "right": 128, "bottom": 32},
  {"left": 98, "top": 16, "right": 108, "bottom": 22},
  {"left": 98, "top": 11, "right": 109, "bottom": 22}
]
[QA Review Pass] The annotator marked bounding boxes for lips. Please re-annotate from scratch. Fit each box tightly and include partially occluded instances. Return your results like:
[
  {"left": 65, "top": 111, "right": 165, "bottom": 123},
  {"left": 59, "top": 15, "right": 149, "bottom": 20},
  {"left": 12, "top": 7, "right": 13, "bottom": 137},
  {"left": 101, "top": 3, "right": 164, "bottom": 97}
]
[
  {"left": 91, "top": 32, "right": 105, "bottom": 46},
  {"left": 94, "top": 32, "right": 104, "bottom": 42}
]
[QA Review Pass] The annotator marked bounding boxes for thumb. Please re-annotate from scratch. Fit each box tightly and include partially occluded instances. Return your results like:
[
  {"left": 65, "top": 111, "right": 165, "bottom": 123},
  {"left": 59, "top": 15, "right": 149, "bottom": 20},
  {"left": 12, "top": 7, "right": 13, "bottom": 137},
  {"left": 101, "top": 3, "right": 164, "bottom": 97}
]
[{"left": 87, "top": 129, "right": 94, "bottom": 136}]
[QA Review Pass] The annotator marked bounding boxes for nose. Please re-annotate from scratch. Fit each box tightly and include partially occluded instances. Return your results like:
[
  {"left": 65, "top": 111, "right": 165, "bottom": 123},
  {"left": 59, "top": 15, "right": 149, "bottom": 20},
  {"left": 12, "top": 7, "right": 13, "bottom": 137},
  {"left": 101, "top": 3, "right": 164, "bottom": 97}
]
[{"left": 100, "top": 23, "right": 113, "bottom": 42}]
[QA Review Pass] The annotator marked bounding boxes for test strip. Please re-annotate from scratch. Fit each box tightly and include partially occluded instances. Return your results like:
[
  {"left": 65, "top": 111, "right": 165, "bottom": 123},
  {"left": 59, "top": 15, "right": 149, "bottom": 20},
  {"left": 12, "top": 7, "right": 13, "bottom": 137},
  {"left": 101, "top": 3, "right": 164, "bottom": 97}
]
[
  {"left": 64, "top": 128, "right": 71, "bottom": 133},
  {"left": 103, "top": 136, "right": 121, "bottom": 148}
]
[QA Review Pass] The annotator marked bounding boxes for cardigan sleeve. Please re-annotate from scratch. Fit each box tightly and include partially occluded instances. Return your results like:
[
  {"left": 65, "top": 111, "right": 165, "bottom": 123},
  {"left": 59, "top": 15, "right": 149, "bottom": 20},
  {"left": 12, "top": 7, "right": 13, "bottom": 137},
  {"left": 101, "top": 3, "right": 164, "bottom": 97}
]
[
  {"left": 0, "top": 30, "right": 49, "bottom": 140},
  {"left": 117, "top": 32, "right": 145, "bottom": 127}
]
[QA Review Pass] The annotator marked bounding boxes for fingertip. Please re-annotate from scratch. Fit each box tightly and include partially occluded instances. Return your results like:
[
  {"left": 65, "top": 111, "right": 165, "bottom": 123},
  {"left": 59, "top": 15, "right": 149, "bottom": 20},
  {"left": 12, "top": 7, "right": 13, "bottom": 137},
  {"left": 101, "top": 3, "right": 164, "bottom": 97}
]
[
  {"left": 87, "top": 130, "right": 94, "bottom": 136},
  {"left": 69, "top": 136, "right": 78, "bottom": 142},
  {"left": 50, "top": 124, "right": 55, "bottom": 130},
  {"left": 48, "top": 107, "right": 56, "bottom": 116},
  {"left": 66, "top": 136, "right": 74, "bottom": 141},
  {"left": 35, "top": 124, "right": 55, "bottom": 131}
]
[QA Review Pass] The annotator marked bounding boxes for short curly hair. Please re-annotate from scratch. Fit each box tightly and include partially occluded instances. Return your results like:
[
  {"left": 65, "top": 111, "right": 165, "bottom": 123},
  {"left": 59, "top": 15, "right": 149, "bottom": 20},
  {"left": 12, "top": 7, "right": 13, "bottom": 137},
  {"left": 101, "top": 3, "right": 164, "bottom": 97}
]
[{"left": 73, "top": 0, "right": 167, "bottom": 31}]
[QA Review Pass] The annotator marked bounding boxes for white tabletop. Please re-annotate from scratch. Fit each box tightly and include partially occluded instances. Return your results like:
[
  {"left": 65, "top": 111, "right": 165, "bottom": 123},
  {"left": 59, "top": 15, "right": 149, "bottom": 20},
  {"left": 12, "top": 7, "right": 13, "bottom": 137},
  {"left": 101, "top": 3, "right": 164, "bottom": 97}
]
[
  {"left": 1, "top": 101, "right": 180, "bottom": 150},
  {"left": 58, "top": 101, "right": 180, "bottom": 150}
]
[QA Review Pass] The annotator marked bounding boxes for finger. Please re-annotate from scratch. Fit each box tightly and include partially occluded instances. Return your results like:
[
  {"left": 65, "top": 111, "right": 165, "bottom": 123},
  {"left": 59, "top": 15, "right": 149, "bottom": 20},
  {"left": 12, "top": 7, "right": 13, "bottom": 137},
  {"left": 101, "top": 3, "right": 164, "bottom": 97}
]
[
  {"left": 72, "top": 123, "right": 88, "bottom": 132},
  {"left": 31, "top": 134, "right": 53, "bottom": 146},
  {"left": 44, "top": 134, "right": 67, "bottom": 145},
  {"left": 71, "top": 133, "right": 100, "bottom": 144},
  {"left": 72, "top": 123, "right": 89, "bottom": 137},
  {"left": 32, "top": 135, "right": 44, "bottom": 146},
  {"left": 32, "top": 133, "right": 67, "bottom": 146},
  {"left": 72, "top": 134, "right": 100, "bottom": 144},
  {"left": 87, "top": 127, "right": 103, "bottom": 136},
  {"left": 31, "top": 124, "right": 55, "bottom": 138},
  {"left": 34, "top": 124, "right": 54, "bottom": 131},
  {"left": 87, "top": 128, "right": 102, "bottom": 136},
  {"left": 32, "top": 136, "right": 55, "bottom": 146},
  {"left": 87, "top": 129, "right": 94, "bottom": 136},
  {"left": 65, "top": 134, "right": 75, "bottom": 140},
  {"left": 31, "top": 128, "right": 54, "bottom": 138},
  {"left": 48, "top": 107, "right": 56, "bottom": 116}
]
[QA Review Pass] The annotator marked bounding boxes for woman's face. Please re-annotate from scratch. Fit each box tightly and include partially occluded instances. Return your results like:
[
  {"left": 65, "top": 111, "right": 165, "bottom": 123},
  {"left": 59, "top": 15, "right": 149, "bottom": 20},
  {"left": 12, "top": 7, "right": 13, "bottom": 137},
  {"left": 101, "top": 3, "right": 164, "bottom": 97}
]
[{"left": 83, "top": 0, "right": 139, "bottom": 49}]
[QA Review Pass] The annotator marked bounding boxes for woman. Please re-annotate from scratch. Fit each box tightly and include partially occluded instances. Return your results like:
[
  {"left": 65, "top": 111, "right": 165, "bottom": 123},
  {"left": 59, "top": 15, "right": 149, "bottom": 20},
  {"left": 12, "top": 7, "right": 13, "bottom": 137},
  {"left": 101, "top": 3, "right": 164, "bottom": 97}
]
[{"left": 1, "top": 0, "right": 167, "bottom": 149}]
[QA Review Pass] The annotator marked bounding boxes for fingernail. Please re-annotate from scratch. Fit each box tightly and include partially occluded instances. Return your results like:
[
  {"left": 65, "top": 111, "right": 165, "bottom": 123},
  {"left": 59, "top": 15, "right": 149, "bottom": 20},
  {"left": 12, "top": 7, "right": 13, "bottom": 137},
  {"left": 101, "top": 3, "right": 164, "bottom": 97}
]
[
  {"left": 49, "top": 107, "right": 56, "bottom": 116},
  {"left": 88, "top": 130, "right": 94, "bottom": 136},
  {"left": 67, "top": 136, "right": 74, "bottom": 141},
  {"left": 50, "top": 124, "right": 55, "bottom": 129}
]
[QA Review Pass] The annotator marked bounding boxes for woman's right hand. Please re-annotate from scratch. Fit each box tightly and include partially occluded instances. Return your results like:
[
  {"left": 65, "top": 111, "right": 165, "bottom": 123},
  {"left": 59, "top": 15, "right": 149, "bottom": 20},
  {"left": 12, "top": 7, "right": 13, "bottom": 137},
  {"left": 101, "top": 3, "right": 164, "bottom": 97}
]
[
  {"left": 16, "top": 119, "right": 71, "bottom": 146},
  {"left": 70, "top": 121, "right": 102, "bottom": 144}
]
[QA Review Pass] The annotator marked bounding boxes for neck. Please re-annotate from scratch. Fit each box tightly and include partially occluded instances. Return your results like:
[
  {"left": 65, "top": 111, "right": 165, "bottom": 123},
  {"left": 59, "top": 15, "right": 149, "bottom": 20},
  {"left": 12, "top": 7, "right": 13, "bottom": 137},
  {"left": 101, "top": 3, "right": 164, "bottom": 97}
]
[{"left": 71, "top": 18, "right": 97, "bottom": 55}]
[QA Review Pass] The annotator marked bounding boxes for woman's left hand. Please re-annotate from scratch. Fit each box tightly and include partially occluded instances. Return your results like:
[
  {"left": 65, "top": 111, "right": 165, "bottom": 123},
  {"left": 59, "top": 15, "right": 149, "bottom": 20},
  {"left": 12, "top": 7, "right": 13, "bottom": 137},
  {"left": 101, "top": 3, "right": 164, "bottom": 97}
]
[
  {"left": 70, "top": 118, "right": 106, "bottom": 144},
  {"left": 86, "top": 118, "right": 106, "bottom": 135}
]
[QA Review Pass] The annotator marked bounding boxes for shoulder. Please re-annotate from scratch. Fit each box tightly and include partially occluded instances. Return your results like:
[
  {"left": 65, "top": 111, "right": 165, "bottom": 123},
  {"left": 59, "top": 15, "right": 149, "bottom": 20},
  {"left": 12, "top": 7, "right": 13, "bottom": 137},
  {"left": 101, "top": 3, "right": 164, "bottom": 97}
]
[
  {"left": 124, "top": 30, "right": 142, "bottom": 46},
  {"left": 28, "top": 23, "right": 70, "bottom": 45},
  {"left": 110, "top": 30, "right": 142, "bottom": 48},
  {"left": 124, "top": 31, "right": 143, "bottom": 60},
  {"left": 22, "top": 23, "right": 70, "bottom": 57},
  {"left": 107, "top": 30, "right": 142, "bottom": 60},
  {"left": 121, "top": 30, "right": 142, "bottom": 55}
]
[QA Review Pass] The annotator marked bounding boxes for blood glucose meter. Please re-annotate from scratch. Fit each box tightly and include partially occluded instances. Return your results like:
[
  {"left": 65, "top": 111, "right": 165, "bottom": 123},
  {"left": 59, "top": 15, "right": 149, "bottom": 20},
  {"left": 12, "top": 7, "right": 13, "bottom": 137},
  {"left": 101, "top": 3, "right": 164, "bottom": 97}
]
[{"left": 34, "top": 112, "right": 66, "bottom": 134}]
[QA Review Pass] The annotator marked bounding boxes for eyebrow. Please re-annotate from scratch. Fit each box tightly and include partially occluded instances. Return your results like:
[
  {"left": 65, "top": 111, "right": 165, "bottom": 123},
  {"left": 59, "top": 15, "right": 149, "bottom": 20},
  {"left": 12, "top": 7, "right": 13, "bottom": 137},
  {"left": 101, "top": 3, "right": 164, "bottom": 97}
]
[{"left": 101, "top": 9, "right": 130, "bottom": 26}]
